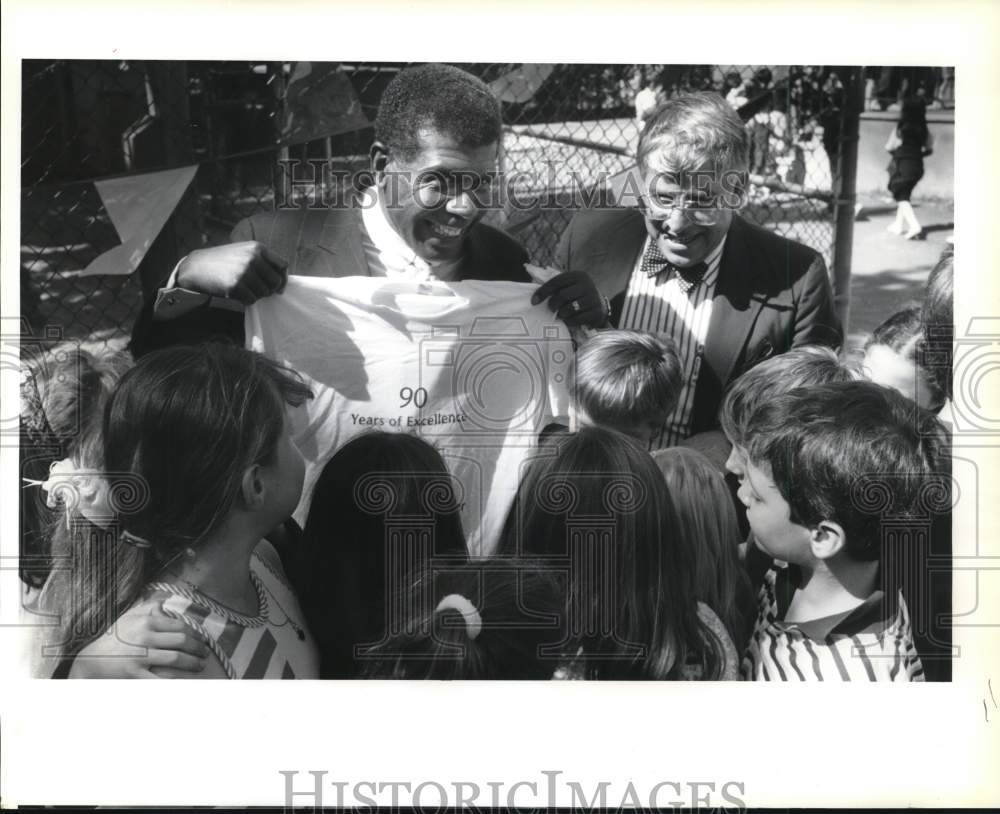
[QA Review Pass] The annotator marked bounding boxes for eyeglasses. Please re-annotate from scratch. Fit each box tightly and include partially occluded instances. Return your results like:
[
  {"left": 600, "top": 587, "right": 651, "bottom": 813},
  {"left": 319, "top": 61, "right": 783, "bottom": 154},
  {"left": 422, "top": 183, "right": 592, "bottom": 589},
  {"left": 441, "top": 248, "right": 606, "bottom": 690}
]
[{"left": 639, "top": 192, "right": 743, "bottom": 226}]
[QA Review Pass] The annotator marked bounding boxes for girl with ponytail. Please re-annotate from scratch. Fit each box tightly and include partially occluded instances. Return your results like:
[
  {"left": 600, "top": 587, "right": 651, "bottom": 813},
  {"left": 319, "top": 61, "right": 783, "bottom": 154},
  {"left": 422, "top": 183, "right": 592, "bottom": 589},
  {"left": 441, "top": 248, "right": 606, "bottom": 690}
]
[{"left": 65, "top": 343, "right": 318, "bottom": 679}]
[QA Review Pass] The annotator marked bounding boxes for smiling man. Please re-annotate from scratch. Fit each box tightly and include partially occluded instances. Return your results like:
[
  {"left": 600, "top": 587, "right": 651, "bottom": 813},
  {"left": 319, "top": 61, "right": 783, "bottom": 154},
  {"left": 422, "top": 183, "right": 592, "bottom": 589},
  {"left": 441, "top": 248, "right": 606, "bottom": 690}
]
[
  {"left": 555, "top": 91, "right": 842, "bottom": 449},
  {"left": 132, "top": 63, "right": 604, "bottom": 354}
]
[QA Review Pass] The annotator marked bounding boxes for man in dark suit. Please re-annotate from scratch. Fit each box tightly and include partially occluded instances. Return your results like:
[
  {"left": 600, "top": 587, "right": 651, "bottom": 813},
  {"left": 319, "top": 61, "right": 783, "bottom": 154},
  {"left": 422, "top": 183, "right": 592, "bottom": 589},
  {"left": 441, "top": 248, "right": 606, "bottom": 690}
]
[
  {"left": 132, "top": 63, "right": 605, "bottom": 354},
  {"left": 555, "top": 91, "right": 842, "bottom": 449}
]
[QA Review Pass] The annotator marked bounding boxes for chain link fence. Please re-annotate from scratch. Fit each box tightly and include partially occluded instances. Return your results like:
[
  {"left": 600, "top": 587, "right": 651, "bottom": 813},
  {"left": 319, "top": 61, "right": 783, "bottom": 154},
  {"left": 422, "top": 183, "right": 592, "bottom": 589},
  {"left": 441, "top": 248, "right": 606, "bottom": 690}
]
[{"left": 20, "top": 61, "right": 867, "bottom": 351}]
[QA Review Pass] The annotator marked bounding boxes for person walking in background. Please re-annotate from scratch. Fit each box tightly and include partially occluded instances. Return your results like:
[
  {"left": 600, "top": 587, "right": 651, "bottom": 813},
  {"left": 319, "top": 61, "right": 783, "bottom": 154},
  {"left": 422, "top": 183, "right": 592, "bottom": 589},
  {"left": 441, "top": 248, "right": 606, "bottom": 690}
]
[{"left": 886, "top": 96, "right": 934, "bottom": 240}]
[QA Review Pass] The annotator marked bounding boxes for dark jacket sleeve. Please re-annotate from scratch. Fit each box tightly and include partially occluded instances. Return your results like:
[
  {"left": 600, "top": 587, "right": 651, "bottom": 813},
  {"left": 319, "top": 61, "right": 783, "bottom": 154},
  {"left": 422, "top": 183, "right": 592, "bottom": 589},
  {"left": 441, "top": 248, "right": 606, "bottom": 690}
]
[
  {"left": 791, "top": 252, "right": 843, "bottom": 350},
  {"left": 128, "top": 219, "right": 254, "bottom": 357}
]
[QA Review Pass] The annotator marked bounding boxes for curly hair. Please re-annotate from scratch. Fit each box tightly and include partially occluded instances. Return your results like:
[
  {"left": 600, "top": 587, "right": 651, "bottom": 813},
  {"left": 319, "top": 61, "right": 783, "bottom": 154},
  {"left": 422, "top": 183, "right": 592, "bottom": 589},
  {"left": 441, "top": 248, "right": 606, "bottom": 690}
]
[{"left": 374, "top": 63, "right": 502, "bottom": 162}]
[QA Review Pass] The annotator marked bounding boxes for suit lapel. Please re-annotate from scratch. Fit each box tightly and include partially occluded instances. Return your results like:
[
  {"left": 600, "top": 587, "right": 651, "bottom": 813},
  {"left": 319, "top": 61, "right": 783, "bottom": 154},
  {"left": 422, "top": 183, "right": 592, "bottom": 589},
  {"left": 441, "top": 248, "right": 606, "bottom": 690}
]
[
  {"left": 461, "top": 226, "right": 501, "bottom": 281},
  {"left": 596, "top": 210, "right": 648, "bottom": 324},
  {"left": 702, "top": 215, "right": 768, "bottom": 387},
  {"left": 308, "top": 203, "right": 371, "bottom": 278}
]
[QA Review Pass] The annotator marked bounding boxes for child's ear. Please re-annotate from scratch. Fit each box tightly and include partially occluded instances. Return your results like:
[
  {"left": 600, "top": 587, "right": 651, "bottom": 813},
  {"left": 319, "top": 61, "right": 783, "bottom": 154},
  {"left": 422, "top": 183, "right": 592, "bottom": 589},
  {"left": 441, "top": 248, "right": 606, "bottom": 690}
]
[
  {"left": 809, "top": 520, "right": 846, "bottom": 560},
  {"left": 240, "top": 463, "right": 267, "bottom": 511}
]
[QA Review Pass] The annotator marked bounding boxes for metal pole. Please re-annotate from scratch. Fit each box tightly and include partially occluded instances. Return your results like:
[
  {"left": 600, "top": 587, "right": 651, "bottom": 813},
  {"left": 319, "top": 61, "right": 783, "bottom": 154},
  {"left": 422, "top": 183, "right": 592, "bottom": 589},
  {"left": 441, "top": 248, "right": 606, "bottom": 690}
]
[
  {"left": 272, "top": 62, "right": 290, "bottom": 210},
  {"left": 831, "top": 66, "right": 865, "bottom": 335}
]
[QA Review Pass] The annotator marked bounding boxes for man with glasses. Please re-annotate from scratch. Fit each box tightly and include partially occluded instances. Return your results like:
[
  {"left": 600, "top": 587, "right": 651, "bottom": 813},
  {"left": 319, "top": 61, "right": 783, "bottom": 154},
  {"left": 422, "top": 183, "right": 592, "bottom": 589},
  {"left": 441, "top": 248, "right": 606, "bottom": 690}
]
[{"left": 555, "top": 91, "right": 841, "bottom": 449}]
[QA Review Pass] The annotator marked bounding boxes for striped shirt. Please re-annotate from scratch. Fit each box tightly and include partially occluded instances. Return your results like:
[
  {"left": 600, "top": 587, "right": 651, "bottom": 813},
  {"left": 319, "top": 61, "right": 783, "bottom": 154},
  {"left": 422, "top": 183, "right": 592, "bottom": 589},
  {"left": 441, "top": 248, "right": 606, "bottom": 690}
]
[
  {"left": 619, "top": 235, "right": 727, "bottom": 449},
  {"left": 143, "top": 541, "right": 319, "bottom": 679},
  {"left": 741, "top": 565, "right": 925, "bottom": 682}
]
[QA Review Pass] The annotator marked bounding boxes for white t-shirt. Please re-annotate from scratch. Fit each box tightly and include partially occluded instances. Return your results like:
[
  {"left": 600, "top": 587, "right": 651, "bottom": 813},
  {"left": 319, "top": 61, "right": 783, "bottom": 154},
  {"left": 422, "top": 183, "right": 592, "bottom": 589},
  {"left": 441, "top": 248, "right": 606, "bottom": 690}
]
[{"left": 246, "top": 276, "right": 572, "bottom": 555}]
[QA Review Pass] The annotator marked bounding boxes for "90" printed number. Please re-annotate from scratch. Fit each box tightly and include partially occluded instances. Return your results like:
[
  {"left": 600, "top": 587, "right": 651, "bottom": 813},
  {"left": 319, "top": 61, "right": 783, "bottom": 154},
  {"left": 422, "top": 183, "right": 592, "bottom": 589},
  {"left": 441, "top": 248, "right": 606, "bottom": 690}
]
[{"left": 400, "top": 386, "right": 428, "bottom": 408}]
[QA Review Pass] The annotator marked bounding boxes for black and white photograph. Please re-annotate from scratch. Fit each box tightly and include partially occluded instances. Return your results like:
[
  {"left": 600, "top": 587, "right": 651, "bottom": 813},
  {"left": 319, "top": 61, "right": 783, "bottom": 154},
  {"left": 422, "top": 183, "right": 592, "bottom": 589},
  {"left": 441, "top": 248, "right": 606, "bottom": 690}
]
[{"left": 2, "top": 0, "right": 998, "bottom": 809}]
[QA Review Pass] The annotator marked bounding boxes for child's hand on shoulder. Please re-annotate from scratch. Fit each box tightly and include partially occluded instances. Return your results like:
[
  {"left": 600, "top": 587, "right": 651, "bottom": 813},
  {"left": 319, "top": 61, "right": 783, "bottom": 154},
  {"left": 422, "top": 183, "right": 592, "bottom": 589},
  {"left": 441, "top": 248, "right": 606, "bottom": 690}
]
[{"left": 69, "top": 601, "right": 209, "bottom": 679}]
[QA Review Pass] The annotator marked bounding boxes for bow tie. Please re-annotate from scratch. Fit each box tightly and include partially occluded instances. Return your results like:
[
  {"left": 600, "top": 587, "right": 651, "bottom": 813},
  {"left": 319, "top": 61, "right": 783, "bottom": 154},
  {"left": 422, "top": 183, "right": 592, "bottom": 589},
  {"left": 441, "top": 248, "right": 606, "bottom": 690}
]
[{"left": 640, "top": 242, "right": 708, "bottom": 294}]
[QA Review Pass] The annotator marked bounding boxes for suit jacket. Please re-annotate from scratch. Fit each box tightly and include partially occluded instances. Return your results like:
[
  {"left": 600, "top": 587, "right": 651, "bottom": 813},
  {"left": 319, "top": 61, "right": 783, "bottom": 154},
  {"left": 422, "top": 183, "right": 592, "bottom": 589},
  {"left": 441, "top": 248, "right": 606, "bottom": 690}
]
[
  {"left": 130, "top": 203, "right": 530, "bottom": 355},
  {"left": 555, "top": 208, "right": 842, "bottom": 435}
]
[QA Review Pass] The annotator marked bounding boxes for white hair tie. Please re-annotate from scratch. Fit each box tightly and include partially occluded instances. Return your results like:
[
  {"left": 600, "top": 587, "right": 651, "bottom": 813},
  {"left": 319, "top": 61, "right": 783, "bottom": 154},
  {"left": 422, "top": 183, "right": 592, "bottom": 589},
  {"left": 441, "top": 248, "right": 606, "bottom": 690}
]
[
  {"left": 23, "top": 458, "right": 114, "bottom": 530},
  {"left": 435, "top": 594, "right": 482, "bottom": 641}
]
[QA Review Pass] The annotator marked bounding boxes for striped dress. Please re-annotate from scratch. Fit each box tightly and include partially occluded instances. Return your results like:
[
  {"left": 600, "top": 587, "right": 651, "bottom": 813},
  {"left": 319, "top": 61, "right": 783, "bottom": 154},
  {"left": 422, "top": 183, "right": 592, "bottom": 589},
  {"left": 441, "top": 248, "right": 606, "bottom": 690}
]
[
  {"left": 144, "top": 541, "right": 319, "bottom": 679},
  {"left": 741, "top": 566, "right": 925, "bottom": 682}
]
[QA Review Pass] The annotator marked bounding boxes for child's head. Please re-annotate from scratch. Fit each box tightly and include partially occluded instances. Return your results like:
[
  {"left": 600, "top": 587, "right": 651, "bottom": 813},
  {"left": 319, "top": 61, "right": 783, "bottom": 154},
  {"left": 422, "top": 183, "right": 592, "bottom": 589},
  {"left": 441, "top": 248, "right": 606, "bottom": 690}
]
[
  {"left": 497, "top": 426, "right": 725, "bottom": 679},
  {"left": 303, "top": 431, "right": 466, "bottom": 558},
  {"left": 720, "top": 345, "right": 861, "bottom": 480},
  {"left": 103, "top": 343, "right": 311, "bottom": 557},
  {"left": 573, "top": 330, "right": 682, "bottom": 443},
  {"left": 863, "top": 306, "right": 944, "bottom": 412},
  {"left": 740, "top": 380, "right": 947, "bottom": 567},
  {"left": 20, "top": 346, "right": 131, "bottom": 588},
  {"left": 651, "top": 447, "right": 753, "bottom": 647},
  {"left": 296, "top": 431, "right": 467, "bottom": 677},
  {"left": 922, "top": 248, "right": 954, "bottom": 403},
  {"left": 21, "top": 345, "right": 131, "bottom": 467},
  {"left": 47, "top": 344, "right": 307, "bottom": 657},
  {"left": 362, "top": 559, "right": 561, "bottom": 679}
]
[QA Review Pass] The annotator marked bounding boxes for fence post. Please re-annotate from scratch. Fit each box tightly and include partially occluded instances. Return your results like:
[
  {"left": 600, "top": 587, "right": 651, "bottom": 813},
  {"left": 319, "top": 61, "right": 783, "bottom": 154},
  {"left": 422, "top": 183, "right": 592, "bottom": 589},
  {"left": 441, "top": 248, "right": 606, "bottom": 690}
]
[
  {"left": 272, "top": 62, "right": 290, "bottom": 210},
  {"left": 831, "top": 66, "right": 865, "bottom": 335}
]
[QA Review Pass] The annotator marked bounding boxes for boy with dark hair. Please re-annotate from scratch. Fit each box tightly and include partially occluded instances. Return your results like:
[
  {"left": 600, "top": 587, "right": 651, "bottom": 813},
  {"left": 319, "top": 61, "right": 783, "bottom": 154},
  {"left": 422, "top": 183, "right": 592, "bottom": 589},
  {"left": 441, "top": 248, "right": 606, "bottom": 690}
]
[
  {"left": 738, "top": 380, "right": 948, "bottom": 682},
  {"left": 720, "top": 345, "right": 861, "bottom": 478}
]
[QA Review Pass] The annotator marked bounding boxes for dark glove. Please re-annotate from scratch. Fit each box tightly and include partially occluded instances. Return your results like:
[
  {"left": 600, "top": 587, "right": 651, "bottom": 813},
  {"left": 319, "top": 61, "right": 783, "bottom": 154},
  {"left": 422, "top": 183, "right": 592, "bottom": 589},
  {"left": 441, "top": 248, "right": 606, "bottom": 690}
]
[{"left": 530, "top": 271, "right": 610, "bottom": 329}]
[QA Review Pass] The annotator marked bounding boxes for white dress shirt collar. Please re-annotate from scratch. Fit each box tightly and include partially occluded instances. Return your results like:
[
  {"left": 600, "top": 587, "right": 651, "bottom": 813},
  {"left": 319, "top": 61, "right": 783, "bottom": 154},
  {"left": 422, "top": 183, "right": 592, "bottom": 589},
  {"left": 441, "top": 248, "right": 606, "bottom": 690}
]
[{"left": 360, "top": 186, "right": 462, "bottom": 282}]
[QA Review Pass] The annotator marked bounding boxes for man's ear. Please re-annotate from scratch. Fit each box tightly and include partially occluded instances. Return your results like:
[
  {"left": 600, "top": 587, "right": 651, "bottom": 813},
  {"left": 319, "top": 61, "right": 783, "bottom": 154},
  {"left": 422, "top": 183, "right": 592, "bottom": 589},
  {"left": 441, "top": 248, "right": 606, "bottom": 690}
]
[
  {"left": 809, "top": 520, "right": 846, "bottom": 560},
  {"left": 240, "top": 463, "right": 266, "bottom": 511},
  {"left": 370, "top": 141, "right": 389, "bottom": 182}
]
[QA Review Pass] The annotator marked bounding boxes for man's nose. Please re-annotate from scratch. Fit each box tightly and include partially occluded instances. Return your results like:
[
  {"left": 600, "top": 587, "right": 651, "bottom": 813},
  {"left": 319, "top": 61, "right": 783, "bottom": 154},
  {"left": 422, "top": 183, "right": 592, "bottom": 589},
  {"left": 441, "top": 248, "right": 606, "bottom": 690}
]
[
  {"left": 661, "top": 207, "right": 690, "bottom": 234},
  {"left": 446, "top": 191, "right": 479, "bottom": 218}
]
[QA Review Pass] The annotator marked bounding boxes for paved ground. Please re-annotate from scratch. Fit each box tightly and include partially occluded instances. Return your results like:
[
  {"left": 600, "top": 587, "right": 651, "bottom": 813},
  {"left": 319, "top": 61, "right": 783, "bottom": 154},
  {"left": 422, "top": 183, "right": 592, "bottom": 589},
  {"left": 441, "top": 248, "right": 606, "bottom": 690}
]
[{"left": 845, "top": 196, "right": 954, "bottom": 351}]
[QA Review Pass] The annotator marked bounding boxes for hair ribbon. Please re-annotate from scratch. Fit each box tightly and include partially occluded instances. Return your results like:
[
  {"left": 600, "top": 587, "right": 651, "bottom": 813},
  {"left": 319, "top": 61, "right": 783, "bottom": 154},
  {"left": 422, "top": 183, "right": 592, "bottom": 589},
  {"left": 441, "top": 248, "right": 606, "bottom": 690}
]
[
  {"left": 435, "top": 593, "right": 482, "bottom": 641},
  {"left": 22, "top": 458, "right": 113, "bottom": 531}
]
